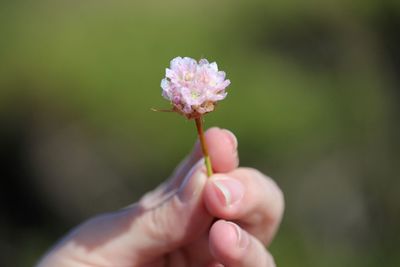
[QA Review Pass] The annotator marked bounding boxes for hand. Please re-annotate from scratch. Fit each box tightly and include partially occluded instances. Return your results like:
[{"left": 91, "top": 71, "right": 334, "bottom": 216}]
[{"left": 37, "top": 128, "right": 284, "bottom": 267}]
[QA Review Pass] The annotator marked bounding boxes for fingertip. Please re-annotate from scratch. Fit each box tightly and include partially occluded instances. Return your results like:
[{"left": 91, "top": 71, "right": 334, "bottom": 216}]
[
  {"left": 209, "top": 220, "right": 277, "bottom": 267},
  {"left": 205, "top": 127, "right": 237, "bottom": 151},
  {"left": 209, "top": 220, "right": 248, "bottom": 263},
  {"left": 164, "top": 128, "right": 238, "bottom": 191},
  {"left": 220, "top": 129, "right": 238, "bottom": 150},
  {"left": 204, "top": 174, "right": 244, "bottom": 219},
  {"left": 204, "top": 127, "right": 239, "bottom": 172}
]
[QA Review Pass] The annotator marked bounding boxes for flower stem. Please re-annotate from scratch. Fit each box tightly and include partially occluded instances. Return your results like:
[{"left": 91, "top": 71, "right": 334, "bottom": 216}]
[{"left": 195, "top": 117, "right": 213, "bottom": 177}]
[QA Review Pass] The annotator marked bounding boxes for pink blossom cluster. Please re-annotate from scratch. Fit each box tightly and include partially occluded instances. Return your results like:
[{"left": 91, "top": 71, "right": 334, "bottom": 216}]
[{"left": 161, "top": 57, "right": 230, "bottom": 118}]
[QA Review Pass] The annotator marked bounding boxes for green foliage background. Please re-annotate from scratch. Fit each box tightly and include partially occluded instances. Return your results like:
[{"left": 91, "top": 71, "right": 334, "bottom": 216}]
[{"left": 0, "top": 0, "right": 399, "bottom": 266}]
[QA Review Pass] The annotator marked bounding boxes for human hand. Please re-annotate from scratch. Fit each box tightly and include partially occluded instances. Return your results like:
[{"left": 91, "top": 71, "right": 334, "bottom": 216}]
[{"left": 37, "top": 128, "right": 284, "bottom": 267}]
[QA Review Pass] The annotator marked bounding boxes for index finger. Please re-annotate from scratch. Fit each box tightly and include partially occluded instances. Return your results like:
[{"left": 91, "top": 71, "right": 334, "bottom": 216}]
[
  {"left": 140, "top": 127, "right": 239, "bottom": 208},
  {"left": 167, "top": 127, "right": 239, "bottom": 189}
]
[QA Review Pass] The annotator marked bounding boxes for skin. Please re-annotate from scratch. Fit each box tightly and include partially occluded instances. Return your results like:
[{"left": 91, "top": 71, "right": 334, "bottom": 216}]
[{"left": 37, "top": 128, "right": 285, "bottom": 267}]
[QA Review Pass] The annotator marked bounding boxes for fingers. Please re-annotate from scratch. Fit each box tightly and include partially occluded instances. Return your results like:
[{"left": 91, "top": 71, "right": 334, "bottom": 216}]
[
  {"left": 204, "top": 168, "right": 284, "bottom": 245},
  {"left": 209, "top": 220, "right": 276, "bottom": 267},
  {"left": 140, "top": 127, "right": 238, "bottom": 210},
  {"left": 166, "top": 127, "right": 239, "bottom": 190}
]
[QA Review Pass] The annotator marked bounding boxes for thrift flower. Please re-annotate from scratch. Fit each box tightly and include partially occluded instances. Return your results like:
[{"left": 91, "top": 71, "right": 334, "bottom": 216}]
[
  {"left": 159, "top": 56, "right": 230, "bottom": 177},
  {"left": 161, "top": 56, "right": 230, "bottom": 119}
]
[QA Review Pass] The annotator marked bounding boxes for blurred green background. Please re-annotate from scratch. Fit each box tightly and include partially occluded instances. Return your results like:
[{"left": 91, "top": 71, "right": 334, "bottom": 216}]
[{"left": 1, "top": 0, "right": 399, "bottom": 266}]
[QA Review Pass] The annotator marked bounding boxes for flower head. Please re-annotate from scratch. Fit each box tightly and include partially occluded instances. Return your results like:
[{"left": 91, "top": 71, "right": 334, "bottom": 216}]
[{"left": 161, "top": 56, "right": 230, "bottom": 119}]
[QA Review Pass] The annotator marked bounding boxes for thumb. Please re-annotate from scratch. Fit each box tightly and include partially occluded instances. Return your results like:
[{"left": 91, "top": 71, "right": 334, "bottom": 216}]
[
  {"left": 38, "top": 163, "right": 211, "bottom": 267},
  {"left": 134, "top": 162, "right": 211, "bottom": 257}
]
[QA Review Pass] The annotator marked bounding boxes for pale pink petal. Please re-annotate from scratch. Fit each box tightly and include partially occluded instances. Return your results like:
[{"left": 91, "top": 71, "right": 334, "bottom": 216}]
[{"left": 209, "top": 62, "right": 218, "bottom": 71}]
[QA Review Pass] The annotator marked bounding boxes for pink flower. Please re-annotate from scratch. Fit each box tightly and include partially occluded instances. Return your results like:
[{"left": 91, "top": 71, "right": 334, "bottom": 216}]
[{"left": 161, "top": 57, "right": 230, "bottom": 119}]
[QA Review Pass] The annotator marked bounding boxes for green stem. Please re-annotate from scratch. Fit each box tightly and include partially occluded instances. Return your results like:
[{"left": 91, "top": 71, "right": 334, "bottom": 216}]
[{"left": 195, "top": 117, "right": 213, "bottom": 177}]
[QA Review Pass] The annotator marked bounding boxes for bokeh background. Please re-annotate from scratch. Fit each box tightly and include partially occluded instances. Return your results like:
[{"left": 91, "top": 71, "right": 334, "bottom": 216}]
[{"left": 1, "top": 0, "right": 399, "bottom": 266}]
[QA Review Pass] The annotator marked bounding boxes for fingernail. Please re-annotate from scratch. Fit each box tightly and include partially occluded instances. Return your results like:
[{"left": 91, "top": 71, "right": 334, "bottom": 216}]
[
  {"left": 226, "top": 221, "right": 249, "bottom": 249},
  {"left": 179, "top": 167, "right": 207, "bottom": 203},
  {"left": 212, "top": 175, "right": 244, "bottom": 206},
  {"left": 222, "top": 129, "right": 238, "bottom": 150}
]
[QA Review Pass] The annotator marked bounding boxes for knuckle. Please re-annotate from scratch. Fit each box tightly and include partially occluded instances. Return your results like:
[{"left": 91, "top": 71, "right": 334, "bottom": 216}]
[
  {"left": 233, "top": 167, "right": 263, "bottom": 185},
  {"left": 236, "top": 167, "right": 285, "bottom": 222},
  {"left": 236, "top": 168, "right": 284, "bottom": 208}
]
